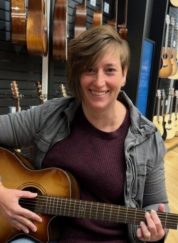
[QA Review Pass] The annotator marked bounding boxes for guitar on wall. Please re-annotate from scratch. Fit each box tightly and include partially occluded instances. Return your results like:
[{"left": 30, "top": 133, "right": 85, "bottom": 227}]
[
  {"left": 0, "top": 147, "right": 178, "bottom": 242},
  {"left": 168, "top": 16, "right": 177, "bottom": 77},
  {"left": 74, "top": 0, "right": 87, "bottom": 38},
  {"left": 153, "top": 90, "right": 164, "bottom": 136},
  {"left": 10, "top": 80, "right": 21, "bottom": 112},
  {"left": 164, "top": 87, "right": 176, "bottom": 140},
  {"left": 35, "top": 81, "right": 45, "bottom": 104},
  {"left": 11, "top": 0, "right": 27, "bottom": 44},
  {"left": 170, "top": 0, "right": 178, "bottom": 7},
  {"left": 161, "top": 89, "right": 167, "bottom": 141},
  {"left": 173, "top": 89, "right": 178, "bottom": 136},
  {"left": 159, "top": 14, "right": 172, "bottom": 78},
  {"left": 26, "top": 0, "right": 48, "bottom": 56},
  {"left": 89, "top": 0, "right": 103, "bottom": 27},
  {"left": 169, "top": 21, "right": 178, "bottom": 80},
  {"left": 52, "top": 0, "right": 68, "bottom": 60}
]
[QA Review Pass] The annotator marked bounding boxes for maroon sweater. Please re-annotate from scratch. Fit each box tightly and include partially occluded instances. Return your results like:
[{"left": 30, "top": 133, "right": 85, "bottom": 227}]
[{"left": 42, "top": 107, "right": 130, "bottom": 242}]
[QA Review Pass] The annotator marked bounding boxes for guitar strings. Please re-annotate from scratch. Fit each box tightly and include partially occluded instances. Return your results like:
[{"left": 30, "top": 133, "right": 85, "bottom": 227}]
[{"left": 19, "top": 196, "right": 178, "bottom": 228}]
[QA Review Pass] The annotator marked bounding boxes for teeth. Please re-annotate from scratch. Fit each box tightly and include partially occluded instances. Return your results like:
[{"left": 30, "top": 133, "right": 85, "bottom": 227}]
[{"left": 90, "top": 90, "right": 108, "bottom": 96}]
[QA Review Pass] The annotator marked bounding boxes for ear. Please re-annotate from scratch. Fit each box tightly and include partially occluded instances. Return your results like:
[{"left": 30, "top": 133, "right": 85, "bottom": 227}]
[{"left": 121, "top": 67, "right": 128, "bottom": 87}]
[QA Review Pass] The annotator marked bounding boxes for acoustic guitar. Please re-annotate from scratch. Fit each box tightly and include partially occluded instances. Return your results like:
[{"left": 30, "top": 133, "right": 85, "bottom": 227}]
[
  {"left": 11, "top": 0, "right": 26, "bottom": 44},
  {"left": 117, "top": 0, "right": 128, "bottom": 40},
  {"left": 168, "top": 16, "right": 177, "bottom": 77},
  {"left": 74, "top": 0, "right": 87, "bottom": 38},
  {"left": 10, "top": 80, "right": 21, "bottom": 112},
  {"left": 169, "top": 21, "right": 178, "bottom": 80},
  {"left": 0, "top": 147, "right": 178, "bottom": 242},
  {"left": 173, "top": 90, "right": 178, "bottom": 136},
  {"left": 161, "top": 89, "right": 167, "bottom": 141},
  {"left": 164, "top": 87, "right": 176, "bottom": 140},
  {"left": 26, "top": 0, "right": 48, "bottom": 56},
  {"left": 35, "top": 81, "right": 45, "bottom": 104},
  {"left": 159, "top": 14, "right": 173, "bottom": 78},
  {"left": 153, "top": 90, "right": 164, "bottom": 135},
  {"left": 170, "top": 0, "right": 178, "bottom": 7},
  {"left": 90, "top": 0, "right": 103, "bottom": 27},
  {"left": 52, "top": 0, "right": 68, "bottom": 60}
]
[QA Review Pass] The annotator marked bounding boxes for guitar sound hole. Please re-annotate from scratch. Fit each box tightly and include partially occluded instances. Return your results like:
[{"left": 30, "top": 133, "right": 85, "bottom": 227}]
[{"left": 19, "top": 187, "right": 41, "bottom": 211}]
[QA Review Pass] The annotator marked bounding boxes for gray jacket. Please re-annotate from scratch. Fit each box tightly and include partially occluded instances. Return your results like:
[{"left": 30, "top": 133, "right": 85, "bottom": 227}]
[{"left": 0, "top": 91, "right": 168, "bottom": 242}]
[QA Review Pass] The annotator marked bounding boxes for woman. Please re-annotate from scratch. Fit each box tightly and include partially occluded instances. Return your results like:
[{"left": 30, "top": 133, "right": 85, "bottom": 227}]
[{"left": 0, "top": 25, "right": 168, "bottom": 242}]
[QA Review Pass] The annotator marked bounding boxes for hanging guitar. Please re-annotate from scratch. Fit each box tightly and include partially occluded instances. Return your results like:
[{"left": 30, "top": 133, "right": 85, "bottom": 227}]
[
  {"left": 173, "top": 89, "right": 178, "bottom": 136},
  {"left": 35, "top": 81, "right": 45, "bottom": 104},
  {"left": 89, "top": 0, "right": 103, "bottom": 27},
  {"left": 170, "top": 0, "right": 178, "bottom": 7},
  {"left": 10, "top": 80, "right": 21, "bottom": 112},
  {"left": 117, "top": 0, "right": 128, "bottom": 40},
  {"left": 153, "top": 89, "right": 163, "bottom": 135},
  {"left": 161, "top": 89, "right": 167, "bottom": 141},
  {"left": 169, "top": 21, "right": 178, "bottom": 80},
  {"left": 52, "top": 0, "right": 68, "bottom": 60},
  {"left": 26, "top": 0, "right": 48, "bottom": 56},
  {"left": 74, "top": 0, "right": 87, "bottom": 38},
  {"left": 168, "top": 16, "right": 177, "bottom": 77},
  {"left": 159, "top": 14, "right": 172, "bottom": 78},
  {"left": 0, "top": 146, "right": 178, "bottom": 242},
  {"left": 164, "top": 87, "right": 176, "bottom": 140},
  {"left": 11, "top": 0, "right": 27, "bottom": 44}
]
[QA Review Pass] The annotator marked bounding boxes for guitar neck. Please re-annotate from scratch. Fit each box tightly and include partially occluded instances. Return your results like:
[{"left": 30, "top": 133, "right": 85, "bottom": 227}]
[{"left": 21, "top": 196, "right": 178, "bottom": 230}]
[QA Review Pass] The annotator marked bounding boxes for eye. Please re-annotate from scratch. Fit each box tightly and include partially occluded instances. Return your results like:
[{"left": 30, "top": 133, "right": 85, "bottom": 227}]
[
  {"left": 105, "top": 67, "right": 117, "bottom": 74},
  {"left": 85, "top": 67, "right": 95, "bottom": 74}
]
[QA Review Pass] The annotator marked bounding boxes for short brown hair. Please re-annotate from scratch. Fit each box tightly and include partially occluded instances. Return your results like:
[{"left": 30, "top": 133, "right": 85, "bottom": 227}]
[{"left": 67, "top": 24, "right": 130, "bottom": 100}]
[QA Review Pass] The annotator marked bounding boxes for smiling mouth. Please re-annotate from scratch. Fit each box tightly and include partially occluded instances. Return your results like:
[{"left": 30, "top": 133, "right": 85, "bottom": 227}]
[{"left": 90, "top": 90, "right": 109, "bottom": 96}]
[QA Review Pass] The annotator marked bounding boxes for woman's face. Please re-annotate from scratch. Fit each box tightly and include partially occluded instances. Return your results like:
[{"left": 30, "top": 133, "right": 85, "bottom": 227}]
[{"left": 80, "top": 47, "right": 127, "bottom": 113}]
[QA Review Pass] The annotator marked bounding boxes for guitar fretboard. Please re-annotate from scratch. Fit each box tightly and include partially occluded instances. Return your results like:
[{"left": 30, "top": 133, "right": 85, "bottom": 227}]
[{"left": 20, "top": 196, "right": 178, "bottom": 230}]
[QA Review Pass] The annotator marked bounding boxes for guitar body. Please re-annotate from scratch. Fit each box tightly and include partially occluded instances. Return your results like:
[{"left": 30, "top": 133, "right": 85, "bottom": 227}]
[
  {"left": 164, "top": 114, "right": 176, "bottom": 139},
  {"left": 26, "top": 0, "right": 48, "bottom": 56},
  {"left": 92, "top": 10, "right": 103, "bottom": 27},
  {"left": 53, "top": 0, "right": 68, "bottom": 60},
  {"left": 169, "top": 48, "right": 177, "bottom": 76},
  {"left": 159, "top": 48, "right": 172, "bottom": 78},
  {"left": 11, "top": 0, "right": 26, "bottom": 44},
  {"left": 153, "top": 116, "right": 164, "bottom": 135},
  {"left": 0, "top": 147, "right": 80, "bottom": 242},
  {"left": 74, "top": 3, "right": 87, "bottom": 38},
  {"left": 169, "top": 51, "right": 178, "bottom": 79},
  {"left": 170, "top": 0, "right": 178, "bottom": 7}
]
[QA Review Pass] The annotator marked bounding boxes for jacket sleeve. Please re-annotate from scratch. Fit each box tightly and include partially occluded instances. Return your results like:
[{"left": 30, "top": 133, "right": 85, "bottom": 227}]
[
  {"left": 0, "top": 105, "right": 43, "bottom": 148},
  {"left": 128, "top": 131, "right": 169, "bottom": 243}
]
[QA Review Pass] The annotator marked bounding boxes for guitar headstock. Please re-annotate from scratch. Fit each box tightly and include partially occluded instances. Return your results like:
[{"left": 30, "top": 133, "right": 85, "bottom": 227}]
[
  {"left": 165, "top": 14, "right": 170, "bottom": 25},
  {"left": 175, "top": 89, "right": 178, "bottom": 98},
  {"left": 58, "top": 83, "right": 68, "bottom": 97},
  {"left": 168, "top": 87, "right": 175, "bottom": 97},
  {"left": 156, "top": 89, "right": 161, "bottom": 98},
  {"left": 35, "top": 81, "right": 44, "bottom": 104},
  {"left": 10, "top": 80, "right": 20, "bottom": 112},
  {"left": 170, "top": 16, "right": 175, "bottom": 27}
]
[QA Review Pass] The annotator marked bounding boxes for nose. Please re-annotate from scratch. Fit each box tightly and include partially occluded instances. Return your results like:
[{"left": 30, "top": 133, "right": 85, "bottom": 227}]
[{"left": 94, "top": 70, "right": 105, "bottom": 87}]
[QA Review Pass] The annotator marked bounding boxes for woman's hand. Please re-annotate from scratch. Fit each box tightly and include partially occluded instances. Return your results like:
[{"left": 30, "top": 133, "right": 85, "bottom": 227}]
[
  {"left": 0, "top": 182, "right": 42, "bottom": 234},
  {"left": 136, "top": 204, "right": 166, "bottom": 242}
]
